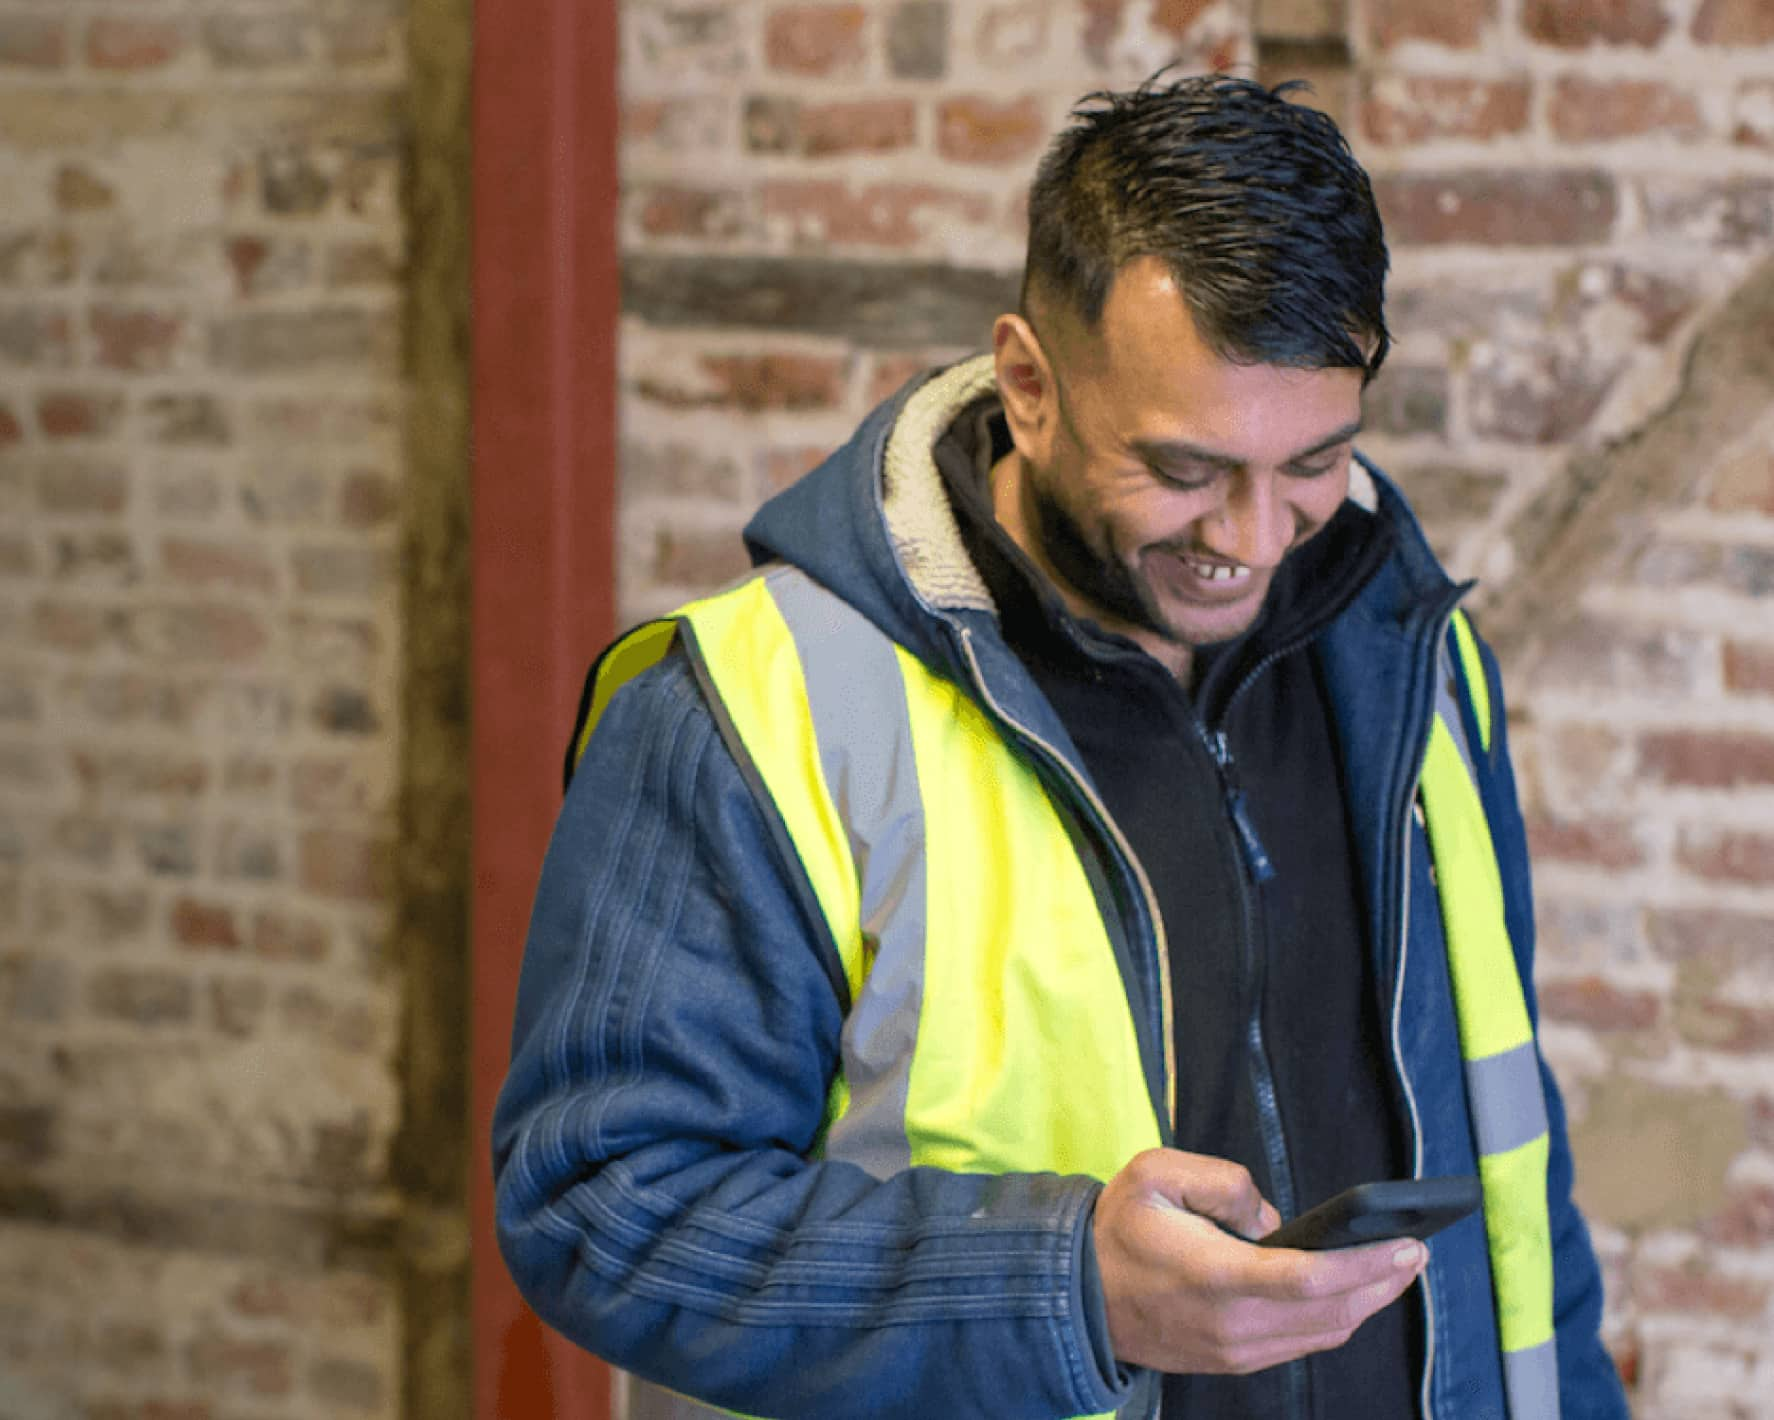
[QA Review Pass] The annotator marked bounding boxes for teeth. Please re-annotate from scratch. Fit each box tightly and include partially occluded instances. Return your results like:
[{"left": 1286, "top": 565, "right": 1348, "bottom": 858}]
[{"left": 1185, "top": 559, "right": 1250, "bottom": 582}]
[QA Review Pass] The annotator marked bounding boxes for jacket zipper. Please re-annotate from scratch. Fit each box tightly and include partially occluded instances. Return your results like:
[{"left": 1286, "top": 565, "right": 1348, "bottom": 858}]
[{"left": 1384, "top": 593, "right": 1467, "bottom": 1420}]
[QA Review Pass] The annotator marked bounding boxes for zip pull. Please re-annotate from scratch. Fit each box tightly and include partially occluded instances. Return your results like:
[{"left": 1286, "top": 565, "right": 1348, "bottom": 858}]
[{"left": 1210, "top": 732, "right": 1277, "bottom": 885}]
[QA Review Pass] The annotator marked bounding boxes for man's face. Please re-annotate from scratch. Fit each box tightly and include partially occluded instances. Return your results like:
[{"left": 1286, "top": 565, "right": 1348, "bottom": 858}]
[{"left": 993, "top": 258, "right": 1365, "bottom": 667}]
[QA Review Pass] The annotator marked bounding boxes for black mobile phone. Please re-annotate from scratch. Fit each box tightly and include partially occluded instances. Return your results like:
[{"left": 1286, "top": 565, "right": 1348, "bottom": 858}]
[{"left": 1256, "top": 1176, "right": 1481, "bottom": 1251}]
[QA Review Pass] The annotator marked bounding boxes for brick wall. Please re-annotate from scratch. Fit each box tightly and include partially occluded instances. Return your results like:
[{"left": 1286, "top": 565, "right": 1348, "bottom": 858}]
[
  {"left": 0, "top": 2, "right": 435, "bottom": 1417},
  {"left": 618, "top": 1, "right": 1774, "bottom": 1414}
]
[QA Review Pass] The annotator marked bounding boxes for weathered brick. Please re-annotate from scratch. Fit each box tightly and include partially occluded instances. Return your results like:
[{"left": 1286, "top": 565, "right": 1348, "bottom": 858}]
[
  {"left": 763, "top": 444, "right": 833, "bottom": 493},
  {"left": 210, "top": 974, "right": 269, "bottom": 1038},
  {"left": 637, "top": 352, "right": 851, "bottom": 413},
  {"left": 0, "top": 231, "right": 78, "bottom": 289},
  {"left": 1704, "top": 1182, "right": 1774, "bottom": 1245},
  {"left": 324, "top": 239, "right": 400, "bottom": 288},
  {"left": 0, "top": 1105, "right": 55, "bottom": 1164},
  {"left": 1527, "top": 813, "right": 1647, "bottom": 869},
  {"left": 50, "top": 529, "right": 138, "bottom": 585},
  {"left": 71, "top": 747, "right": 208, "bottom": 801},
  {"left": 136, "top": 820, "right": 200, "bottom": 877},
  {"left": 1523, "top": 0, "right": 1670, "bottom": 47},
  {"left": 226, "top": 234, "right": 315, "bottom": 298},
  {"left": 299, "top": 828, "right": 391, "bottom": 902},
  {"left": 186, "top": 1332, "right": 294, "bottom": 1398},
  {"left": 338, "top": 470, "right": 399, "bottom": 529},
  {"left": 91, "top": 305, "right": 186, "bottom": 373},
  {"left": 55, "top": 163, "right": 116, "bottom": 212},
  {"left": 222, "top": 753, "right": 277, "bottom": 798},
  {"left": 1678, "top": 827, "right": 1774, "bottom": 885},
  {"left": 161, "top": 537, "right": 279, "bottom": 596},
  {"left": 0, "top": 14, "right": 69, "bottom": 69},
  {"left": 1724, "top": 640, "right": 1774, "bottom": 694},
  {"left": 1594, "top": 263, "right": 1699, "bottom": 344},
  {"left": 630, "top": 4, "right": 749, "bottom": 81},
  {"left": 141, "top": 603, "right": 271, "bottom": 663},
  {"left": 216, "top": 821, "right": 283, "bottom": 882},
  {"left": 324, "top": 16, "right": 401, "bottom": 68},
  {"left": 1375, "top": 171, "right": 1618, "bottom": 246},
  {"left": 650, "top": 526, "right": 753, "bottom": 588},
  {"left": 633, "top": 185, "right": 752, "bottom": 242},
  {"left": 1635, "top": 1260, "right": 1771, "bottom": 1318},
  {"left": 1734, "top": 80, "right": 1774, "bottom": 148},
  {"left": 0, "top": 952, "right": 72, "bottom": 1023},
  {"left": 1367, "top": 0, "right": 1492, "bottom": 49},
  {"left": 31, "top": 875, "right": 151, "bottom": 942},
  {"left": 623, "top": 95, "right": 729, "bottom": 152},
  {"left": 1537, "top": 974, "right": 1662, "bottom": 1030},
  {"left": 201, "top": 14, "right": 308, "bottom": 69},
  {"left": 0, "top": 531, "right": 37, "bottom": 579},
  {"left": 1361, "top": 363, "right": 1447, "bottom": 436},
  {"left": 766, "top": 4, "right": 867, "bottom": 74},
  {"left": 291, "top": 544, "right": 393, "bottom": 600},
  {"left": 0, "top": 304, "right": 75, "bottom": 368},
  {"left": 747, "top": 97, "right": 918, "bottom": 158},
  {"left": 87, "top": 965, "right": 196, "bottom": 1026},
  {"left": 1639, "top": 729, "right": 1774, "bottom": 789},
  {"left": 1362, "top": 75, "right": 1531, "bottom": 145},
  {"left": 1468, "top": 339, "right": 1620, "bottom": 443},
  {"left": 888, "top": 1, "right": 948, "bottom": 77},
  {"left": 35, "top": 456, "right": 129, "bottom": 517},
  {"left": 763, "top": 180, "right": 995, "bottom": 248},
  {"left": 310, "top": 684, "right": 381, "bottom": 736},
  {"left": 86, "top": 17, "right": 186, "bottom": 72},
  {"left": 1640, "top": 176, "right": 1774, "bottom": 246},
  {"left": 1384, "top": 463, "right": 1507, "bottom": 530},
  {"left": 251, "top": 907, "right": 330, "bottom": 964},
  {"left": 1550, "top": 77, "right": 1704, "bottom": 142},
  {"left": 209, "top": 307, "right": 397, "bottom": 374},
  {"left": 0, "top": 400, "right": 22, "bottom": 445},
  {"left": 37, "top": 389, "right": 126, "bottom": 441},
  {"left": 1676, "top": 998, "right": 1774, "bottom": 1053},
  {"left": 1693, "top": 0, "right": 1774, "bottom": 44},
  {"left": 141, "top": 393, "right": 231, "bottom": 447},
  {"left": 620, "top": 441, "right": 745, "bottom": 501},
  {"left": 171, "top": 897, "right": 243, "bottom": 952},
  {"left": 937, "top": 95, "right": 1045, "bottom": 164},
  {"left": 976, "top": 1, "right": 1050, "bottom": 63},
  {"left": 309, "top": 1354, "right": 386, "bottom": 1412}
]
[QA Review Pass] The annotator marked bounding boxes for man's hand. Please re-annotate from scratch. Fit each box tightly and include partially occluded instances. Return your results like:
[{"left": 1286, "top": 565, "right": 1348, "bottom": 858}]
[{"left": 1094, "top": 1148, "right": 1427, "bottom": 1375}]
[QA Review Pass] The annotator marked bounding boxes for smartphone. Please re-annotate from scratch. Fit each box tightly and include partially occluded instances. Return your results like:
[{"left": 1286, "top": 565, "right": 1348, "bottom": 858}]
[{"left": 1256, "top": 1175, "right": 1481, "bottom": 1251}]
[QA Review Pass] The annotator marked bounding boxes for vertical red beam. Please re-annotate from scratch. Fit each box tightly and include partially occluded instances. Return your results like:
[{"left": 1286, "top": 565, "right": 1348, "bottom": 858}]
[{"left": 470, "top": 0, "right": 618, "bottom": 1414}]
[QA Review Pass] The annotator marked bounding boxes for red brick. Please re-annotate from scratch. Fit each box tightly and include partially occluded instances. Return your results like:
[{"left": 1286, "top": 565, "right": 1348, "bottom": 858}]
[
  {"left": 1550, "top": 77, "right": 1704, "bottom": 141},
  {"left": 1678, "top": 827, "right": 1774, "bottom": 885},
  {"left": 171, "top": 897, "right": 243, "bottom": 951},
  {"left": 32, "top": 600, "right": 110, "bottom": 655},
  {"left": 91, "top": 306, "right": 184, "bottom": 374},
  {"left": 1467, "top": 340, "right": 1619, "bottom": 444},
  {"left": 1367, "top": 0, "right": 1493, "bottom": 49},
  {"left": 159, "top": 538, "right": 277, "bottom": 596},
  {"left": 36, "top": 390, "right": 125, "bottom": 440},
  {"left": 0, "top": 14, "right": 68, "bottom": 68},
  {"left": 86, "top": 17, "right": 185, "bottom": 71},
  {"left": 639, "top": 353, "right": 849, "bottom": 413},
  {"left": 866, "top": 352, "right": 943, "bottom": 406},
  {"left": 1634, "top": 1262, "right": 1771, "bottom": 1318},
  {"left": 763, "top": 180, "right": 994, "bottom": 248},
  {"left": 1641, "top": 176, "right": 1774, "bottom": 246},
  {"left": 1362, "top": 76, "right": 1531, "bottom": 145},
  {"left": 143, "top": 393, "right": 231, "bottom": 447},
  {"left": 1704, "top": 1182, "right": 1774, "bottom": 1245},
  {"left": 1523, "top": 0, "right": 1670, "bottom": 47},
  {"left": 1375, "top": 170, "right": 1618, "bottom": 246},
  {"left": 1639, "top": 729, "right": 1774, "bottom": 789},
  {"left": 651, "top": 527, "right": 753, "bottom": 588},
  {"left": 36, "top": 458, "right": 129, "bottom": 517},
  {"left": 634, "top": 186, "right": 751, "bottom": 241},
  {"left": 764, "top": 445, "right": 833, "bottom": 493},
  {"left": 299, "top": 828, "right": 391, "bottom": 902},
  {"left": 1694, "top": 0, "right": 1774, "bottom": 44},
  {"left": 937, "top": 95, "right": 1045, "bottom": 164},
  {"left": 0, "top": 403, "right": 22, "bottom": 446},
  {"left": 146, "top": 603, "right": 270, "bottom": 663},
  {"left": 1601, "top": 264, "right": 1699, "bottom": 344},
  {"left": 799, "top": 98, "right": 918, "bottom": 157},
  {"left": 1734, "top": 80, "right": 1774, "bottom": 149},
  {"left": 1526, "top": 814, "right": 1646, "bottom": 869},
  {"left": 71, "top": 747, "right": 208, "bottom": 800},
  {"left": 765, "top": 4, "right": 867, "bottom": 74},
  {"left": 1725, "top": 640, "right": 1774, "bottom": 694},
  {"left": 1537, "top": 974, "right": 1661, "bottom": 1030}
]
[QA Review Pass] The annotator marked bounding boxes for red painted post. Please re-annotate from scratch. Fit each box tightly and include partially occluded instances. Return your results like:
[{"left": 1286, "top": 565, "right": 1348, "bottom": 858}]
[{"left": 470, "top": 0, "right": 618, "bottom": 1414}]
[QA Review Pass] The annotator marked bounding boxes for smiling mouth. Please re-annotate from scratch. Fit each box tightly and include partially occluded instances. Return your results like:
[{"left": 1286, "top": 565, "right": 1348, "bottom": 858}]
[{"left": 1179, "top": 556, "right": 1252, "bottom": 584}]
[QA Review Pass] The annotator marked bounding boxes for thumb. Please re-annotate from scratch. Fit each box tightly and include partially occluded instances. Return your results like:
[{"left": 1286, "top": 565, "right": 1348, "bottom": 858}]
[{"left": 1144, "top": 1151, "right": 1281, "bottom": 1242}]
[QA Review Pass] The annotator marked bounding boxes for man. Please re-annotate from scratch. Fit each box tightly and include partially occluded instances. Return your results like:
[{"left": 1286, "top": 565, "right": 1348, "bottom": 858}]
[{"left": 494, "top": 75, "right": 1627, "bottom": 1420}]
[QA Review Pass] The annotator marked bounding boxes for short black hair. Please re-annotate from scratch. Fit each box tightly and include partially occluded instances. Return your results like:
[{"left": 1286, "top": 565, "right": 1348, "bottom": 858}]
[{"left": 1023, "top": 73, "right": 1390, "bottom": 382}]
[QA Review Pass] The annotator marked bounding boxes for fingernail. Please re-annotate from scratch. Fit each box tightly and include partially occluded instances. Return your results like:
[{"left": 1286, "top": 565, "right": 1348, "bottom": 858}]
[{"left": 1393, "top": 1243, "right": 1425, "bottom": 1269}]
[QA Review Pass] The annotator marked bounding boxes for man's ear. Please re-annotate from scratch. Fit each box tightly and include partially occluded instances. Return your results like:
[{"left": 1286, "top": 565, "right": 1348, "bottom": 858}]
[{"left": 993, "top": 313, "right": 1056, "bottom": 465}]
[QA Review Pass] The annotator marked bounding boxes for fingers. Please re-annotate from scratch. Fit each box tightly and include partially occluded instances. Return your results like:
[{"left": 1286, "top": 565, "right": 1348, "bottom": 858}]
[
  {"left": 1245, "top": 1237, "right": 1426, "bottom": 1304},
  {"left": 1137, "top": 1150, "right": 1275, "bottom": 1240}
]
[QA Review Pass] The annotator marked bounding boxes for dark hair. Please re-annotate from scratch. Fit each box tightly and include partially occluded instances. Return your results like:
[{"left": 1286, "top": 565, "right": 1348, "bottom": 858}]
[{"left": 1022, "top": 73, "right": 1390, "bottom": 382}]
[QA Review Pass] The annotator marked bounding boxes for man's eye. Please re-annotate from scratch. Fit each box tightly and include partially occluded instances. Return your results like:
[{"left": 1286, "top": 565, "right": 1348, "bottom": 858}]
[
  {"left": 1148, "top": 462, "right": 1218, "bottom": 489},
  {"left": 1289, "top": 458, "right": 1342, "bottom": 479}
]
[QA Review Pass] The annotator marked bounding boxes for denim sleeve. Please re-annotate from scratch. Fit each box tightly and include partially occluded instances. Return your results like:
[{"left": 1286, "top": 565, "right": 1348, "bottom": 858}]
[
  {"left": 1470, "top": 635, "right": 1630, "bottom": 1420},
  {"left": 492, "top": 650, "right": 1132, "bottom": 1420}
]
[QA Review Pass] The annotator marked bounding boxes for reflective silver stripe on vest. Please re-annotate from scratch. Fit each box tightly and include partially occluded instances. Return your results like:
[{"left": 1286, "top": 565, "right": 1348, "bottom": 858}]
[
  {"left": 1466, "top": 1040, "right": 1551, "bottom": 1158},
  {"left": 765, "top": 566, "right": 929, "bottom": 1181},
  {"left": 1434, "top": 651, "right": 1481, "bottom": 785},
  {"left": 1504, "top": 1337, "right": 1560, "bottom": 1420}
]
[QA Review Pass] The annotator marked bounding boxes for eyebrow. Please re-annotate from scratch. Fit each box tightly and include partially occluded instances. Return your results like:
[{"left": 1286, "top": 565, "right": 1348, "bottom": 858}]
[{"left": 1130, "top": 418, "right": 1365, "bottom": 472}]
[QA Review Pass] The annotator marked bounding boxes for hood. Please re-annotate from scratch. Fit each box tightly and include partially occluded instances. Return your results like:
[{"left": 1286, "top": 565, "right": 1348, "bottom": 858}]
[{"left": 742, "top": 353, "right": 1460, "bottom": 675}]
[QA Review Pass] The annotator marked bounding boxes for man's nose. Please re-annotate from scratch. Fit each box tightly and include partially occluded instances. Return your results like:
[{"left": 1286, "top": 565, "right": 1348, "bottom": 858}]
[{"left": 1199, "top": 470, "right": 1290, "bottom": 568}]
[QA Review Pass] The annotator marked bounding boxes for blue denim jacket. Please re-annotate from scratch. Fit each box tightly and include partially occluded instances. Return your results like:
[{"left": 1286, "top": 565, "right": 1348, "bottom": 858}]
[{"left": 493, "top": 367, "right": 1627, "bottom": 1420}]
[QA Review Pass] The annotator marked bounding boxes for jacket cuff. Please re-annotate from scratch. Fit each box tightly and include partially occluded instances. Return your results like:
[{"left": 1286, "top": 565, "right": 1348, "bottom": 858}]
[{"left": 1073, "top": 1188, "right": 1142, "bottom": 1409}]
